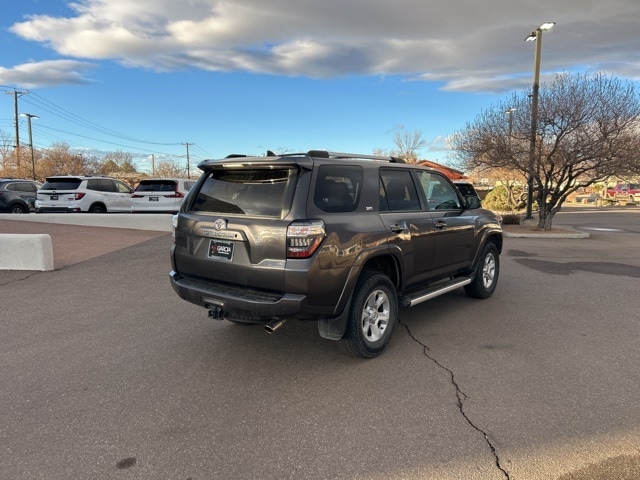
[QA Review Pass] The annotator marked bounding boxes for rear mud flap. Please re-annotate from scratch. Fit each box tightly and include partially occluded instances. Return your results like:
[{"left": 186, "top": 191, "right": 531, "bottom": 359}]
[{"left": 317, "top": 294, "right": 352, "bottom": 341}]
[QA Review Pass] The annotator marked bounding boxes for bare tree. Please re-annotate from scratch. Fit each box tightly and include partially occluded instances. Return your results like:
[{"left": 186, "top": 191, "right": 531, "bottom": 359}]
[
  {"left": 100, "top": 150, "right": 138, "bottom": 176},
  {"left": 450, "top": 73, "right": 640, "bottom": 229},
  {"left": 0, "top": 131, "right": 15, "bottom": 175},
  {"left": 154, "top": 161, "right": 186, "bottom": 178},
  {"left": 38, "top": 143, "right": 99, "bottom": 179},
  {"left": 392, "top": 128, "right": 426, "bottom": 163}
]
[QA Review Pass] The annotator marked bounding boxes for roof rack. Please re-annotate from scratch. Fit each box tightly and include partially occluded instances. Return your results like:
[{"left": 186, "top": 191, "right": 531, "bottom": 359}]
[
  {"left": 214, "top": 150, "right": 407, "bottom": 163},
  {"left": 301, "top": 150, "right": 407, "bottom": 163}
]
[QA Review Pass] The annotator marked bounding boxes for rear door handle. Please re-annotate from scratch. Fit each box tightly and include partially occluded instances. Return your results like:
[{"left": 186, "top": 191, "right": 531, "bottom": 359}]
[{"left": 390, "top": 224, "right": 406, "bottom": 233}]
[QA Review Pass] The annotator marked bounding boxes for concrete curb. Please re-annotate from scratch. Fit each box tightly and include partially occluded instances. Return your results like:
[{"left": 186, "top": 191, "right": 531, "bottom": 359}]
[
  {"left": 503, "top": 225, "right": 590, "bottom": 239},
  {"left": 0, "top": 213, "right": 174, "bottom": 232},
  {"left": 0, "top": 234, "right": 54, "bottom": 271}
]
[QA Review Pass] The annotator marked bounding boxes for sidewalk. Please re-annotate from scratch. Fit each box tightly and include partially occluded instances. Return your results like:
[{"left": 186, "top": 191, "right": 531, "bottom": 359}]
[{"left": 0, "top": 216, "right": 170, "bottom": 270}]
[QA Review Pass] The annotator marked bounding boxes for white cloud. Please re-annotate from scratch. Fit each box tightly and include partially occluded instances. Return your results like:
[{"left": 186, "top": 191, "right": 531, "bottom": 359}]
[
  {"left": 7, "top": 0, "right": 640, "bottom": 90},
  {"left": 0, "top": 60, "right": 96, "bottom": 88}
]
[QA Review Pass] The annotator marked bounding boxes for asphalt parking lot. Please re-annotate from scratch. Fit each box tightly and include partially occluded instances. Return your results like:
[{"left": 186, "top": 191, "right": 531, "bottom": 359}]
[{"left": 1, "top": 207, "right": 639, "bottom": 480}]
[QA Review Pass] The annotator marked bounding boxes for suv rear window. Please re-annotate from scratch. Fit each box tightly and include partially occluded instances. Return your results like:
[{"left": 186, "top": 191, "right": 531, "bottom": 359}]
[
  {"left": 135, "top": 180, "right": 178, "bottom": 192},
  {"left": 454, "top": 182, "right": 478, "bottom": 198},
  {"left": 191, "top": 167, "right": 297, "bottom": 217},
  {"left": 40, "top": 178, "right": 82, "bottom": 190}
]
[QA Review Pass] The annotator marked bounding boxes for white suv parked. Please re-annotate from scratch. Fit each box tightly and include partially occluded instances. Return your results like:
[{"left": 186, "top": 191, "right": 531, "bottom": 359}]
[
  {"left": 131, "top": 178, "right": 195, "bottom": 213},
  {"left": 35, "top": 175, "right": 133, "bottom": 213}
]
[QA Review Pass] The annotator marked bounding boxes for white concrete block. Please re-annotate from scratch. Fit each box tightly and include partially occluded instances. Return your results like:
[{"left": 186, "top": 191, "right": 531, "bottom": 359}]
[{"left": 0, "top": 234, "right": 54, "bottom": 271}]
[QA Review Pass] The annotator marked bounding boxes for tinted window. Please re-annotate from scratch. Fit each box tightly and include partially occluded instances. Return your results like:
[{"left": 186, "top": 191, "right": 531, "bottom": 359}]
[
  {"left": 87, "top": 179, "right": 101, "bottom": 190},
  {"left": 454, "top": 183, "right": 478, "bottom": 198},
  {"left": 314, "top": 165, "right": 362, "bottom": 213},
  {"left": 14, "top": 183, "right": 36, "bottom": 192},
  {"left": 99, "top": 179, "right": 116, "bottom": 192},
  {"left": 191, "top": 168, "right": 297, "bottom": 217},
  {"left": 380, "top": 169, "right": 421, "bottom": 211},
  {"left": 135, "top": 180, "right": 177, "bottom": 192},
  {"left": 41, "top": 178, "right": 82, "bottom": 190}
]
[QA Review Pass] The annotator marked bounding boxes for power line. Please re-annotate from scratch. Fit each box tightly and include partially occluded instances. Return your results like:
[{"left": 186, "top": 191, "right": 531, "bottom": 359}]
[
  {"left": 23, "top": 92, "right": 183, "bottom": 146},
  {"left": 36, "top": 123, "right": 182, "bottom": 157}
]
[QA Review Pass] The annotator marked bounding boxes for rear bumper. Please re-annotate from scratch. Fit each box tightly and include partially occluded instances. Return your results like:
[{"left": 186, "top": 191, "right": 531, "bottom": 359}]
[
  {"left": 169, "top": 271, "right": 310, "bottom": 321},
  {"left": 35, "top": 207, "right": 82, "bottom": 213}
]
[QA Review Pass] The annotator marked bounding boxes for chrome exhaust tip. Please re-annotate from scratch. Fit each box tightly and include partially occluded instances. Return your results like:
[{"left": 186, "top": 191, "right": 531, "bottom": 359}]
[{"left": 264, "top": 318, "right": 287, "bottom": 334}]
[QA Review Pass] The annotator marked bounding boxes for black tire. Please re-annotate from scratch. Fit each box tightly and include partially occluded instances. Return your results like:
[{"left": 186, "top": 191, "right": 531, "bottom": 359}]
[
  {"left": 338, "top": 271, "right": 397, "bottom": 358},
  {"left": 9, "top": 203, "right": 28, "bottom": 214},
  {"left": 464, "top": 242, "right": 499, "bottom": 299},
  {"left": 89, "top": 204, "right": 106, "bottom": 213}
]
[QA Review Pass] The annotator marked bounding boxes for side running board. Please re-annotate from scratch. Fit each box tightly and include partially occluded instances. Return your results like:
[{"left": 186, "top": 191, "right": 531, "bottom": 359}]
[{"left": 399, "top": 277, "right": 472, "bottom": 308}]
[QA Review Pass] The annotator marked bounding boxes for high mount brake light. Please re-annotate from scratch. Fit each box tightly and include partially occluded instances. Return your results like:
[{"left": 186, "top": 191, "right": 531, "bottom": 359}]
[{"left": 286, "top": 220, "right": 326, "bottom": 259}]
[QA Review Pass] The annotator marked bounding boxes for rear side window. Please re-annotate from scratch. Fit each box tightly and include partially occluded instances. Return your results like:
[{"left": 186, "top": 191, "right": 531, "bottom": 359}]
[
  {"left": 15, "top": 183, "right": 37, "bottom": 192},
  {"left": 135, "top": 180, "right": 177, "bottom": 192},
  {"left": 314, "top": 165, "right": 362, "bottom": 213},
  {"left": 86, "top": 179, "right": 116, "bottom": 192},
  {"left": 191, "top": 167, "right": 297, "bottom": 217},
  {"left": 40, "top": 178, "right": 82, "bottom": 190}
]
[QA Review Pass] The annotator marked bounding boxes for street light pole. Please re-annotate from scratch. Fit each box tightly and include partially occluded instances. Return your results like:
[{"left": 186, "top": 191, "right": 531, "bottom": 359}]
[
  {"left": 524, "top": 22, "right": 555, "bottom": 220},
  {"left": 21, "top": 113, "right": 39, "bottom": 180}
]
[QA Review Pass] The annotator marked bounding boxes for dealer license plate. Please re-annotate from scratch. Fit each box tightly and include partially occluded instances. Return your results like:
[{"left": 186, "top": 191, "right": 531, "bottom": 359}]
[
  {"left": 149, "top": 196, "right": 159, "bottom": 201},
  {"left": 208, "top": 239, "right": 234, "bottom": 261},
  {"left": 51, "top": 195, "right": 58, "bottom": 200}
]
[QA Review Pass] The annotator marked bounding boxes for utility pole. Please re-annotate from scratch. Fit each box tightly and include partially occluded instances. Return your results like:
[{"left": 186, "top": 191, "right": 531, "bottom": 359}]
[
  {"left": 4, "top": 89, "right": 28, "bottom": 172},
  {"left": 182, "top": 142, "right": 193, "bottom": 179},
  {"left": 22, "top": 113, "right": 39, "bottom": 180},
  {"left": 150, "top": 154, "right": 155, "bottom": 176}
]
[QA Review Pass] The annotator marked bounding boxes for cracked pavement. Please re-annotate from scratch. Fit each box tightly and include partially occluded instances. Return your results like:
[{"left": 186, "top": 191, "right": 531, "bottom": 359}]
[
  {"left": 1, "top": 208, "right": 640, "bottom": 479},
  {"left": 400, "top": 320, "right": 511, "bottom": 479}
]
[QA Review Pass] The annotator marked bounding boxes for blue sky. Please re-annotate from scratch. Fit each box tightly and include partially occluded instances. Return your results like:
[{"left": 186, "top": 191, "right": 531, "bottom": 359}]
[{"left": 2, "top": 0, "right": 639, "bottom": 174}]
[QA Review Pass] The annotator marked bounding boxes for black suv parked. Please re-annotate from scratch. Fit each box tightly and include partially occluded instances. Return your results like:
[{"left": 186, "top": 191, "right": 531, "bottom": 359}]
[
  {"left": 0, "top": 178, "right": 40, "bottom": 213},
  {"left": 170, "top": 150, "right": 502, "bottom": 357}
]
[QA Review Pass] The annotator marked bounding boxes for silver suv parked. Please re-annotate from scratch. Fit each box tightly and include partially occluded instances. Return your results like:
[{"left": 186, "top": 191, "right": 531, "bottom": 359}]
[
  {"left": 170, "top": 150, "right": 503, "bottom": 357},
  {"left": 35, "top": 175, "right": 133, "bottom": 213}
]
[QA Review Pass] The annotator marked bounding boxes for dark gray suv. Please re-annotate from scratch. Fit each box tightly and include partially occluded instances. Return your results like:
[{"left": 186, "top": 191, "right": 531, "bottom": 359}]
[
  {"left": 0, "top": 178, "right": 39, "bottom": 213},
  {"left": 170, "top": 150, "right": 502, "bottom": 357}
]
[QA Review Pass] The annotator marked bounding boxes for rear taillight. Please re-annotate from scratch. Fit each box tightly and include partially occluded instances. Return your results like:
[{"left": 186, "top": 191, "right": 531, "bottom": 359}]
[
  {"left": 167, "top": 191, "right": 184, "bottom": 198},
  {"left": 287, "top": 220, "right": 325, "bottom": 259},
  {"left": 132, "top": 194, "right": 144, "bottom": 198},
  {"left": 74, "top": 192, "right": 85, "bottom": 200}
]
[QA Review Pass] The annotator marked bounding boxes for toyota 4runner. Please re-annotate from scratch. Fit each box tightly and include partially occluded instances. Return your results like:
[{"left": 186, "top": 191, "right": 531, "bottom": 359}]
[{"left": 170, "top": 150, "right": 502, "bottom": 358}]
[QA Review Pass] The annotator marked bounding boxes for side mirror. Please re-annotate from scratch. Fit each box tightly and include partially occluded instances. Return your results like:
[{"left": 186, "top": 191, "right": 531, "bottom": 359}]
[{"left": 466, "top": 195, "right": 482, "bottom": 209}]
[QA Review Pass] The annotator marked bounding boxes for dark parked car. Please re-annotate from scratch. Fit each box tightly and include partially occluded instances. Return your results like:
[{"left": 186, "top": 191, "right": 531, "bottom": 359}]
[
  {"left": 0, "top": 178, "right": 40, "bottom": 213},
  {"left": 170, "top": 150, "right": 502, "bottom": 357}
]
